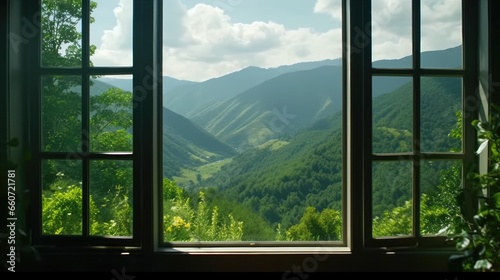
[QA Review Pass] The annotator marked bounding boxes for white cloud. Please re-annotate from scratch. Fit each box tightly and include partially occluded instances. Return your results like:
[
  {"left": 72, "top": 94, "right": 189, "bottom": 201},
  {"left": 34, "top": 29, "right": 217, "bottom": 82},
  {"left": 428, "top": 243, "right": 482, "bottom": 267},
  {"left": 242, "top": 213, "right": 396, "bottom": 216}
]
[
  {"left": 164, "top": 3, "right": 342, "bottom": 81},
  {"left": 371, "top": 0, "right": 413, "bottom": 61},
  {"left": 93, "top": 0, "right": 462, "bottom": 81},
  {"left": 92, "top": 0, "right": 133, "bottom": 67},
  {"left": 314, "top": 0, "right": 342, "bottom": 20},
  {"left": 421, "top": 0, "right": 462, "bottom": 52},
  {"left": 370, "top": 0, "right": 462, "bottom": 61},
  {"left": 163, "top": 0, "right": 189, "bottom": 47}
]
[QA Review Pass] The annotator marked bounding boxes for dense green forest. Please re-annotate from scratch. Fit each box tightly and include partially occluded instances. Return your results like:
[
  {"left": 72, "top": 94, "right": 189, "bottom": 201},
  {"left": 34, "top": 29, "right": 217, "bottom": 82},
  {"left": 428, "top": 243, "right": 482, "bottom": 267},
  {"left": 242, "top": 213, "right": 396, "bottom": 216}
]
[{"left": 40, "top": 0, "right": 465, "bottom": 242}]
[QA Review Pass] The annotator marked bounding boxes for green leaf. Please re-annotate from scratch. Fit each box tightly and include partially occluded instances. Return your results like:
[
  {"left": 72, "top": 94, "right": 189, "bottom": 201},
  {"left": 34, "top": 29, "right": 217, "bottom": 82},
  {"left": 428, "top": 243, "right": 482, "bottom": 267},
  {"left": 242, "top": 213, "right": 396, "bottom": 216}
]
[
  {"left": 474, "top": 259, "right": 493, "bottom": 271},
  {"left": 476, "top": 139, "right": 489, "bottom": 155},
  {"left": 456, "top": 236, "right": 471, "bottom": 251},
  {"left": 493, "top": 192, "right": 500, "bottom": 209}
]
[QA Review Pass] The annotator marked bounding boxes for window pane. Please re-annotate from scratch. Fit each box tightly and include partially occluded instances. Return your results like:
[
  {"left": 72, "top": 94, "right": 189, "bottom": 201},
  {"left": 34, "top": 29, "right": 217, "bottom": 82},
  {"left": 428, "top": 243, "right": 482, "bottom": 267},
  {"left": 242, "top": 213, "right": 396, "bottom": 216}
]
[
  {"left": 90, "top": 160, "right": 133, "bottom": 237},
  {"left": 90, "top": 75, "right": 133, "bottom": 152},
  {"left": 420, "top": 160, "right": 462, "bottom": 236},
  {"left": 372, "top": 0, "right": 412, "bottom": 68},
  {"left": 420, "top": 77, "right": 462, "bottom": 153},
  {"left": 421, "top": 0, "right": 462, "bottom": 69},
  {"left": 162, "top": 0, "right": 343, "bottom": 243},
  {"left": 42, "top": 76, "right": 82, "bottom": 152},
  {"left": 41, "top": 0, "right": 82, "bottom": 68},
  {"left": 373, "top": 76, "right": 413, "bottom": 154},
  {"left": 372, "top": 161, "right": 413, "bottom": 238},
  {"left": 42, "top": 160, "right": 83, "bottom": 236},
  {"left": 90, "top": 0, "right": 133, "bottom": 67}
]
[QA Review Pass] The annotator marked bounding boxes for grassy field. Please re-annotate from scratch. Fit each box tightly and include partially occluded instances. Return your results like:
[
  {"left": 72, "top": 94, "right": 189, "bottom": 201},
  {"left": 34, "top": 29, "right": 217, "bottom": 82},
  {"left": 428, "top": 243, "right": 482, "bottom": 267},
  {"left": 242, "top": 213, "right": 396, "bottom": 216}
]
[{"left": 173, "top": 158, "right": 233, "bottom": 188}]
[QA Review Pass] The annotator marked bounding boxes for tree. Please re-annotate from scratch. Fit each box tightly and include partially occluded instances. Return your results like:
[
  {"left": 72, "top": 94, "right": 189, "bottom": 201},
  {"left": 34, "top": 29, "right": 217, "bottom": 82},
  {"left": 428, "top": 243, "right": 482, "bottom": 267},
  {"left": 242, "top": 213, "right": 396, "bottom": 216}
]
[
  {"left": 41, "top": 0, "right": 98, "bottom": 154},
  {"left": 42, "top": 0, "right": 97, "bottom": 67},
  {"left": 286, "top": 207, "right": 342, "bottom": 241}
]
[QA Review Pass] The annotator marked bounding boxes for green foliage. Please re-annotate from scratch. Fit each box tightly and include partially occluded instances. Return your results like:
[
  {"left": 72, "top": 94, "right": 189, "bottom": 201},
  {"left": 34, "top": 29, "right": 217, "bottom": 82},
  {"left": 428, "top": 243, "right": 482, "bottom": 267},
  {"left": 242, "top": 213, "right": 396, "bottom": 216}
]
[
  {"left": 285, "top": 207, "right": 342, "bottom": 241},
  {"left": 163, "top": 179, "right": 244, "bottom": 242},
  {"left": 42, "top": 184, "right": 98, "bottom": 235},
  {"left": 42, "top": 174, "right": 133, "bottom": 237},
  {"left": 90, "top": 87, "right": 133, "bottom": 151},
  {"left": 373, "top": 200, "right": 413, "bottom": 237},
  {"left": 372, "top": 193, "right": 457, "bottom": 238},
  {"left": 449, "top": 104, "right": 500, "bottom": 272},
  {"left": 92, "top": 185, "right": 133, "bottom": 237}
]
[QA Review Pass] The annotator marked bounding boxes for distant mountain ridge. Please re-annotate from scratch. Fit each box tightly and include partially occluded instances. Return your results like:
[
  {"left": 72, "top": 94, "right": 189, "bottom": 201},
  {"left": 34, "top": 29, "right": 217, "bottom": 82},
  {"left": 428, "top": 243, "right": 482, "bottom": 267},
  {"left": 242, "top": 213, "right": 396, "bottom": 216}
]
[
  {"left": 99, "top": 45, "right": 462, "bottom": 152},
  {"left": 190, "top": 65, "right": 343, "bottom": 149},
  {"left": 185, "top": 45, "right": 462, "bottom": 149},
  {"left": 163, "top": 58, "right": 342, "bottom": 118}
]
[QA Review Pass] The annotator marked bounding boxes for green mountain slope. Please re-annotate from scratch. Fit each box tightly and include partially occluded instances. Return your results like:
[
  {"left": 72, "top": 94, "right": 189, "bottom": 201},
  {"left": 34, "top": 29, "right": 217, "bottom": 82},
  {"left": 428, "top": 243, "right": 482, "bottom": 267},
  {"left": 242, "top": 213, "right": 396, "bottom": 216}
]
[
  {"left": 186, "top": 46, "right": 462, "bottom": 151},
  {"left": 88, "top": 80, "right": 236, "bottom": 179},
  {"left": 164, "top": 59, "right": 341, "bottom": 118},
  {"left": 191, "top": 66, "right": 343, "bottom": 149},
  {"left": 195, "top": 76, "right": 462, "bottom": 231},
  {"left": 163, "top": 108, "right": 236, "bottom": 179},
  {"left": 163, "top": 107, "right": 237, "bottom": 179}
]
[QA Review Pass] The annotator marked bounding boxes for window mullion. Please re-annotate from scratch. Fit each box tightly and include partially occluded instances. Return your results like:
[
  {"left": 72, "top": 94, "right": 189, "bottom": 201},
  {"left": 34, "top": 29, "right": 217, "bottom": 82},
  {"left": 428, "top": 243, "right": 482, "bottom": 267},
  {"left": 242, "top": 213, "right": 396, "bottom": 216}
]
[
  {"left": 345, "top": 0, "right": 370, "bottom": 252},
  {"left": 411, "top": 0, "right": 422, "bottom": 240},
  {"left": 81, "top": 0, "right": 91, "bottom": 239},
  {"left": 133, "top": 0, "right": 158, "bottom": 255},
  {"left": 462, "top": 0, "right": 480, "bottom": 219}
]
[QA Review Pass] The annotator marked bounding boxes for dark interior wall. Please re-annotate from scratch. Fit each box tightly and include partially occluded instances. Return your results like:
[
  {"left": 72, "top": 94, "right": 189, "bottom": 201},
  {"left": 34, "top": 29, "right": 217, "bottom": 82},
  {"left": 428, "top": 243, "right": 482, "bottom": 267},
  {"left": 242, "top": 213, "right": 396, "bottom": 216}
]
[
  {"left": 7, "top": 0, "right": 29, "bottom": 234},
  {"left": 1, "top": 0, "right": 7, "bottom": 159},
  {"left": 0, "top": 0, "right": 8, "bottom": 243}
]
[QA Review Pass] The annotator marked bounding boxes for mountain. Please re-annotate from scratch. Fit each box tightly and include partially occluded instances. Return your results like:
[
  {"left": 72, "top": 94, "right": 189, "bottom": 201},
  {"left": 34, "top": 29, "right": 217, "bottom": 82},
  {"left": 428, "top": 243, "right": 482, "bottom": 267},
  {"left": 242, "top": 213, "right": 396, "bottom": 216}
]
[
  {"left": 165, "top": 45, "right": 462, "bottom": 119},
  {"left": 88, "top": 79, "right": 236, "bottom": 179},
  {"left": 162, "top": 107, "right": 237, "bottom": 178},
  {"left": 97, "top": 76, "right": 197, "bottom": 96},
  {"left": 177, "top": 45, "right": 462, "bottom": 150},
  {"left": 195, "top": 75, "right": 462, "bottom": 230},
  {"left": 163, "top": 59, "right": 341, "bottom": 118},
  {"left": 373, "top": 45, "right": 462, "bottom": 69},
  {"left": 190, "top": 65, "right": 343, "bottom": 149}
]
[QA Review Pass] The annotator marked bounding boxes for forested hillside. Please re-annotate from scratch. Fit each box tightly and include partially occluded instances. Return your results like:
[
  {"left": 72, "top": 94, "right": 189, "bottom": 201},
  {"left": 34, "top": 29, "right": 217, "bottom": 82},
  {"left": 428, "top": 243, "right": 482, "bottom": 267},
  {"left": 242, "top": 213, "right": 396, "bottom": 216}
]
[{"left": 192, "top": 76, "right": 462, "bottom": 232}]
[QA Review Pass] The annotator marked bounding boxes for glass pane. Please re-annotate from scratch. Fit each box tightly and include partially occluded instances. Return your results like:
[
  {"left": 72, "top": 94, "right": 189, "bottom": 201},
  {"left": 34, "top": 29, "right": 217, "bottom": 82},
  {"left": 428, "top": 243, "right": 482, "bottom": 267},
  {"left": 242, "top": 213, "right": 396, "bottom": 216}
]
[
  {"left": 421, "top": 0, "right": 463, "bottom": 69},
  {"left": 42, "top": 76, "right": 82, "bottom": 152},
  {"left": 90, "top": 0, "right": 133, "bottom": 67},
  {"left": 90, "top": 160, "right": 133, "bottom": 237},
  {"left": 373, "top": 76, "right": 413, "bottom": 154},
  {"left": 372, "top": 161, "right": 413, "bottom": 238},
  {"left": 420, "top": 77, "right": 462, "bottom": 153},
  {"left": 42, "top": 160, "right": 83, "bottom": 235},
  {"left": 163, "top": 0, "right": 343, "bottom": 242},
  {"left": 372, "top": 0, "right": 412, "bottom": 68},
  {"left": 420, "top": 160, "right": 462, "bottom": 236},
  {"left": 41, "top": 0, "right": 83, "bottom": 68},
  {"left": 90, "top": 75, "right": 133, "bottom": 152}
]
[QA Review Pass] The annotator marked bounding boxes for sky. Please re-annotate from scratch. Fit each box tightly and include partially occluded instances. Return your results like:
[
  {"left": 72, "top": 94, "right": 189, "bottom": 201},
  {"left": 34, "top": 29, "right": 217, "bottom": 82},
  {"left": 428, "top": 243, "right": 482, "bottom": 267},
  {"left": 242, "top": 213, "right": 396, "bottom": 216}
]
[{"left": 89, "top": 0, "right": 463, "bottom": 82}]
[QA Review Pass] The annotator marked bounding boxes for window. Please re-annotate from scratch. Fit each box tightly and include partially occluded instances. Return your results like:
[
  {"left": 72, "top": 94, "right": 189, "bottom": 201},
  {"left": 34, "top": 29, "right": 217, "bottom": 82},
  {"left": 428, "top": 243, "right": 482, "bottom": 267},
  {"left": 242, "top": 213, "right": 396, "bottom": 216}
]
[
  {"left": 366, "top": 0, "right": 475, "bottom": 248},
  {"left": 4, "top": 0, "right": 490, "bottom": 271},
  {"left": 160, "top": 0, "right": 345, "bottom": 247},
  {"left": 30, "top": 0, "right": 141, "bottom": 246}
]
